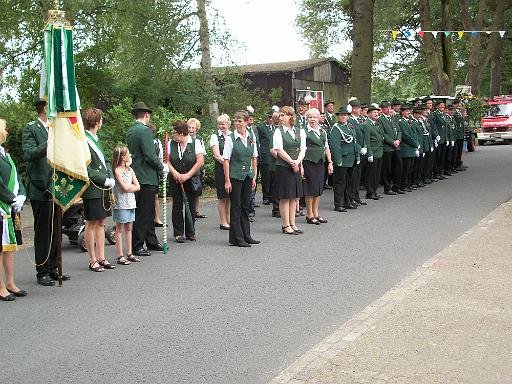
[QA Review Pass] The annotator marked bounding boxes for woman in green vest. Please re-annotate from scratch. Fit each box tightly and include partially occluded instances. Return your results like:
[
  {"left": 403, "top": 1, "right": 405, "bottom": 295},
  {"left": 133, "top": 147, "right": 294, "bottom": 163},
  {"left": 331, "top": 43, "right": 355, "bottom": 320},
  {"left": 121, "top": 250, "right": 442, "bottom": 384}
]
[
  {"left": 303, "top": 108, "right": 333, "bottom": 224},
  {"left": 223, "top": 110, "right": 260, "bottom": 247},
  {"left": 273, "top": 106, "right": 307, "bottom": 235},
  {"left": 210, "top": 114, "right": 232, "bottom": 230},
  {"left": 167, "top": 120, "right": 205, "bottom": 243},
  {"left": 0, "top": 119, "right": 27, "bottom": 301},
  {"left": 82, "top": 108, "right": 116, "bottom": 272}
]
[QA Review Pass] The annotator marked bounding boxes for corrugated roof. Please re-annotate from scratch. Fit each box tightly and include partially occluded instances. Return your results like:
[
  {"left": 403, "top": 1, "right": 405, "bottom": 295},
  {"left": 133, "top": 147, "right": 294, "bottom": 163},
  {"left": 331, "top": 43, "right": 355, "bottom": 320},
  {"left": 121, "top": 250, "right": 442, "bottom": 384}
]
[{"left": 232, "top": 57, "right": 344, "bottom": 74}]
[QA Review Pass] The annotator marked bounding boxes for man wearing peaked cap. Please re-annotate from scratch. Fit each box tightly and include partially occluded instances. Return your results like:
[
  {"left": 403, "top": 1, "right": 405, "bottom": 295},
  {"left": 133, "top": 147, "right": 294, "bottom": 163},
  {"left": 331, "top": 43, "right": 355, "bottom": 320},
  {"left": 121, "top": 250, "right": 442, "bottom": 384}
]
[
  {"left": 347, "top": 98, "right": 367, "bottom": 206},
  {"left": 378, "top": 100, "right": 403, "bottom": 195},
  {"left": 363, "top": 104, "right": 384, "bottom": 200},
  {"left": 397, "top": 103, "right": 419, "bottom": 192},
  {"left": 430, "top": 98, "right": 448, "bottom": 180},
  {"left": 126, "top": 101, "right": 168, "bottom": 256},
  {"left": 295, "top": 98, "right": 309, "bottom": 130},
  {"left": 324, "top": 100, "right": 336, "bottom": 130},
  {"left": 255, "top": 110, "right": 275, "bottom": 205}
]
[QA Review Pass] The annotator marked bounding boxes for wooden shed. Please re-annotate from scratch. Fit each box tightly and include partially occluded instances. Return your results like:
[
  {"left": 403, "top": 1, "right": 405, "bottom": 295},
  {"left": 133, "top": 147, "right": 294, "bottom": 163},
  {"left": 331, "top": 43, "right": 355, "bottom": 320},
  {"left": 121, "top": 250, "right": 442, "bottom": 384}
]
[{"left": 233, "top": 58, "right": 350, "bottom": 112}]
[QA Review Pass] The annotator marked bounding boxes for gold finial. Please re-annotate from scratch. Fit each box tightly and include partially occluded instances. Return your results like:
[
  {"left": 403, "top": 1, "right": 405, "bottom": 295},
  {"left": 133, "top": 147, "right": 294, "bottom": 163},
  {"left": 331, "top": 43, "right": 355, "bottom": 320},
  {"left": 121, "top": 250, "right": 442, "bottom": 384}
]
[{"left": 47, "top": 1, "right": 66, "bottom": 25}]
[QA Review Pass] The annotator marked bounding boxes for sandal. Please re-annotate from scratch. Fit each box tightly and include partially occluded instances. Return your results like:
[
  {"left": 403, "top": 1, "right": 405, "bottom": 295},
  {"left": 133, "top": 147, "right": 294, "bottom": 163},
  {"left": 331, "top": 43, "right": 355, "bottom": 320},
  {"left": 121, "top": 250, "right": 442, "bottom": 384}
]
[
  {"left": 89, "top": 261, "right": 104, "bottom": 272},
  {"left": 117, "top": 256, "right": 132, "bottom": 265},
  {"left": 126, "top": 254, "right": 141, "bottom": 263},
  {"left": 291, "top": 225, "right": 303, "bottom": 234},
  {"left": 306, "top": 217, "right": 320, "bottom": 225},
  {"left": 175, "top": 235, "right": 186, "bottom": 243},
  {"left": 98, "top": 259, "right": 116, "bottom": 269},
  {"left": 281, "top": 225, "right": 298, "bottom": 235}
]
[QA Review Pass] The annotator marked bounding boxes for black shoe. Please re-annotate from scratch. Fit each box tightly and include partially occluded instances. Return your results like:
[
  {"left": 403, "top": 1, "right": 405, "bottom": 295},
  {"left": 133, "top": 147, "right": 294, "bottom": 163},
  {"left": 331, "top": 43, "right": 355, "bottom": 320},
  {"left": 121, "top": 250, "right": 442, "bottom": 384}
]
[
  {"left": 350, "top": 199, "right": 360, "bottom": 206},
  {"left": 323, "top": 184, "right": 332, "bottom": 190},
  {"left": 355, "top": 200, "right": 367, "bottom": 206},
  {"left": 366, "top": 195, "right": 379, "bottom": 200},
  {"left": 219, "top": 224, "right": 230, "bottom": 230},
  {"left": 133, "top": 248, "right": 151, "bottom": 256},
  {"left": 376, "top": 194, "right": 383, "bottom": 198},
  {"left": 271, "top": 211, "right": 281, "bottom": 218},
  {"left": 306, "top": 217, "right": 321, "bottom": 225},
  {"left": 7, "top": 288, "right": 27, "bottom": 297},
  {"left": 334, "top": 207, "right": 347, "bottom": 212},
  {"left": 37, "top": 275, "right": 55, "bottom": 286},
  {"left": 248, "top": 216, "right": 254, "bottom": 222},
  {"left": 175, "top": 236, "right": 186, "bottom": 243},
  {"left": 0, "top": 292, "right": 15, "bottom": 301},
  {"left": 444, "top": 172, "right": 453, "bottom": 176},
  {"left": 147, "top": 243, "right": 164, "bottom": 251},
  {"left": 343, "top": 204, "right": 357, "bottom": 209},
  {"left": 394, "top": 189, "right": 406, "bottom": 194},
  {"left": 234, "top": 242, "right": 251, "bottom": 247},
  {"left": 245, "top": 238, "right": 260, "bottom": 244},
  {"left": 385, "top": 190, "right": 397, "bottom": 195},
  {"left": 262, "top": 199, "right": 270, "bottom": 205},
  {"left": 49, "top": 273, "right": 70, "bottom": 281},
  {"left": 254, "top": 204, "right": 260, "bottom": 208},
  {"left": 186, "top": 235, "right": 196, "bottom": 241},
  {"left": 154, "top": 222, "right": 164, "bottom": 227}
]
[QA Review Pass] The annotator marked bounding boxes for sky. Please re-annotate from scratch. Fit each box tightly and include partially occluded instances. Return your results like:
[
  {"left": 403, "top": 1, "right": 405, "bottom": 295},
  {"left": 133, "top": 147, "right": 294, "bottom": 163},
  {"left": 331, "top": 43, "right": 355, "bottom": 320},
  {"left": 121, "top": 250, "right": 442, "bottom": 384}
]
[{"left": 210, "top": 0, "right": 350, "bottom": 65}]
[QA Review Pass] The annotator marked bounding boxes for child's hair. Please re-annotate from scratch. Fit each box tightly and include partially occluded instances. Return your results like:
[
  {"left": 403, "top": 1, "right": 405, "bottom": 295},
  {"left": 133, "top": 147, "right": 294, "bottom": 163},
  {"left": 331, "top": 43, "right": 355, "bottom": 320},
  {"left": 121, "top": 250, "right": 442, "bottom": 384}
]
[{"left": 112, "top": 146, "right": 129, "bottom": 172}]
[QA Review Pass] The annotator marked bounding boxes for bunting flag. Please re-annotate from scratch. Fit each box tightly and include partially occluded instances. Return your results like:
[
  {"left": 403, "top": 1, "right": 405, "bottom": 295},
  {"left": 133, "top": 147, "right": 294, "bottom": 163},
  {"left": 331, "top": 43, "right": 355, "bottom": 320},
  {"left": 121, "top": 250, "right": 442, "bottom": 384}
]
[
  {"left": 458, "top": 31, "right": 464, "bottom": 39},
  {"left": 444, "top": 31, "right": 451, "bottom": 37},
  {"left": 391, "top": 30, "right": 398, "bottom": 40},
  {"left": 432, "top": 31, "right": 438, "bottom": 38},
  {"left": 40, "top": 15, "right": 91, "bottom": 211},
  {"left": 383, "top": 29, "right": 507, "bottom": 40}
]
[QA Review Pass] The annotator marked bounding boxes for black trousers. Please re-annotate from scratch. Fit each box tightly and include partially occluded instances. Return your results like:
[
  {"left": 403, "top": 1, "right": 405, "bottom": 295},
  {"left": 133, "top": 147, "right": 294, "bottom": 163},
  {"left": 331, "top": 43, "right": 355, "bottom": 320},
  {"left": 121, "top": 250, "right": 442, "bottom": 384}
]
[
  {"left": 444, "top": 143, "right": 453, "bottom": 173},
  {"left": 170, "top": 180, "right": 196, "bottom": 238},
  {"left": 31, "top": 200, "right": 62, "bottom": 278},
  {"left": 412, "top": 154, "right": 424, "bottom": 184},
  {"left": 391, "top": 150, "right": 403, "bottom": 191},
  {"left": 269, "top": 170, "right": 279, "bottom": 215},
  {"left": 435, "top": 145, "right": 446, "bottom": 177},
  {"left": 361, "top": 154, "right": 368, "bottom": 189},
  {"left": 366, "top": 157, "right": 382, "bottom": 197},
  {"left": 381, "top": 151, "right": 393, "bottom": 192},
  {"left": 333, "top": 166, "right": 350, "bottom": 208},
  {"left": 455, "top": 139, "right": 464, "bottom": 166},
  {"left": 423, "top": 150, "right": 435, "bottom": 180},
  {"left": 133, "top": 184, "right": 159, "bottom": 250},
  {"left": 229, "top": 176, "right": 252, "bottom": 245},
  {"left": 260, "top": 162, "right": 271, "bottom": 201},
  {"left": 401, "top": 157, "right": 415, "bottom": 188},
  {"left": 349, "top": 161, "right": 362, "bottom": 202}
]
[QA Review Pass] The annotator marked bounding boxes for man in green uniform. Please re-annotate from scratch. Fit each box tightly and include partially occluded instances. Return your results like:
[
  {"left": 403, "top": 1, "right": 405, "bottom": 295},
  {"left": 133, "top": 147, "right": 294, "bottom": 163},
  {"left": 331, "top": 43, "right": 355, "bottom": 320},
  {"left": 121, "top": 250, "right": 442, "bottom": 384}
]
[
  {"left": 411, "top": 106, "right": 426, "bottom": 188},
  {"left": 430, "top": 99, "right": 448, "bottom": 180},
  {"left": 444, "top": 103, "right": 456, "bottom": 175},
  {"left": 295, "top": 98, "right": 309, "bottom": 130},
  {"left": 126, "top": 102, "right": 167, "bottom": 257},
  {"left": 397, "top": 104, "right": 419, "bottom": 192},
  {"left": 22, "top": 99, "right": 70, "bottom": 285},
  {"left": 363, "top": 105, "right": 384, "bottom": 200},
  {"left": 329, "top": 106, "right": 360, "bottom": 211},
  {"left": 256, "top": 110, "right": 275, "bottom": 205},
  {"left": 452, "top": 99, "right": 467, "bottom": 171},
  {"left": 324, "top": 100, "right": 336, "bottom": 130},
  {"left": 347, "top": 99, "right": 367, "bottom": 206},
  {"left": 420, "top": 105, "right": 435, "bottom": 184},
  {"left": 378, "top": 100, "right": 402, "bottom": 195}
]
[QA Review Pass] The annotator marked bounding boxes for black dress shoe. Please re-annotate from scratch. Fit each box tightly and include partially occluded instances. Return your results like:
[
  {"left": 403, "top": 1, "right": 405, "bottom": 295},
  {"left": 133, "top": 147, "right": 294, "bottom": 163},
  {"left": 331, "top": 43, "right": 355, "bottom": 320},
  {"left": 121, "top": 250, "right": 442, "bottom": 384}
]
[
  {"left": 49, "top": 273, "right": 70, "bottom": 281},
  {"left": 262, "top": 199, "right": 270, "bottom": 205},
  {"left": 154, "top": 222, "right": 164, "bottom": 227},
  {"left": 272, "top": 211, "right": 281, "bottom": 218},
  {"left": 385, "top": 190, "right": 397, "bottom": 195},
  {"left": 343, "top": 204, "right": 357, "bottom": 209},
  {"left": 186, "top": 235, "right": 196, "bottom": 241},
  {"left": 376, "top": 194, "right": 383, "bottom": 198},
  {"left": 395, "top": 189, "right": 406, "bottom": 194},
  {"left": 355, "top": 200, "right": 367, "bottom": 206},
  {"left": 37, "top": 275, "right": 55, "bottom": 286},
  {"left": 219, "top": 224, "right": 230, "bottom": 230},
  {"left": 334, "top": 207, "right": 347, "bottom": 212},
  {"left": 366, "top": 195, "right": 379, "bottom": 200},
  {"left": 350, "top": 199, "right": 360, "bottom": 206},
  {"left": 133, "top": 248, "right": 151, "bottom": 256},
  {"left": 245, "top": 238, "right": 260, "bottom": 244},
  {"left": 235, "top": 242, "right": 251, "bottom": 247},
  {"left": 148, "top": 243, "right": 164, "bottom": 251}
]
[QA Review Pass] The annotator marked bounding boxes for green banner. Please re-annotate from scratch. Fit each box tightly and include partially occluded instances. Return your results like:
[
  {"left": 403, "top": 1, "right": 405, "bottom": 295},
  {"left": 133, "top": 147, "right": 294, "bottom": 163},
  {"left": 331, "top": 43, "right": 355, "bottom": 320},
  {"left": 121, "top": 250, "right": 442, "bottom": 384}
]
[{"left": 50, "top": 170, "right": 88, "bottom": 210}]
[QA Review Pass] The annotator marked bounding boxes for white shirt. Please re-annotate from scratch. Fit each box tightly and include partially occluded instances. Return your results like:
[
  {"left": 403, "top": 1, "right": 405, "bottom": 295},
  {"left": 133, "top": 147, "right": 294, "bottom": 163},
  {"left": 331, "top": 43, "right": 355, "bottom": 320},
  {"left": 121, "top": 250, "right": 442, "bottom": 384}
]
[
  {"left": 167, "top": 135, "right": 204, "bottom": 160},
  {"left": 307, "top": 125, "right": 329, "bottom": 149},
  {"left": 0, "top": 145, "right": 5, "bottom": 157},
  {"left": 222, "top": 130, "right": 258, "bottom": 160},
  {"left": 272, "top": 125, "right": 307, "bottom": 151},
  {"left": 209, "top": 129, "right": 232, "bottom": 147},
  {"left": 38, "top": 118, "right": 49, "bottom": 133}
]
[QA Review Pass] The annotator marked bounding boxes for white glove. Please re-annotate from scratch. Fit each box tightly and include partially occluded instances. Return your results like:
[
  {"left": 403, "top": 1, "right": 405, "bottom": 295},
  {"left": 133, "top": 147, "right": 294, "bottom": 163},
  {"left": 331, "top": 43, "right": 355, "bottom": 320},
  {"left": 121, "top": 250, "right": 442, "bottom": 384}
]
[
  {"left": 417, "top": 145, "right": 421, "bottom": 149},
  {"left": 162, "top": 163, "right": 169, "bottom": 177},
  {"left": 422, "top": 152, "right": 426, "bottom": 157},
  {"left": 11, "top": 195, "right": 26, "bottom": 212},
  {"left": 430, "top": 147, "right": 434, "bottom": 152},
  {"left": 357, "top": 160, "right": 360, "bottom": 164},
  {"left": 361, "top": 147, "right": 367, "bottom": 156},
  {"left": 415, "top": 149, "right": 420, "bottom": 157},
  {"left": 451, "top": 140, "right": 455, "bottom": 147},
  {"left": 446, "top": 141, "right": 449, "bottom": 146},
  {"left": 104, "top": 178, "right": 115, "bottom": 188},
  {"left": 434, "top": 141, "right": 438, "bottom": 148},
  {"left": 368, "top": 155, "right": 374, "bottom": 163},
  {"left": 436, "top": 135, "right": 441, "bottom": 142}
]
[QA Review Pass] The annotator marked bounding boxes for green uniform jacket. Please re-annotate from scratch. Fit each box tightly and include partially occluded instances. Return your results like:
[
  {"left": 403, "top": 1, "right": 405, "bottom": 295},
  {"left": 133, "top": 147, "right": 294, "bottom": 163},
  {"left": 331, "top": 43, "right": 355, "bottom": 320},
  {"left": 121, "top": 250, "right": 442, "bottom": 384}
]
[
  {"left": 454, "top": 110, "right": 465, "bottom": 140},
  {"left": 329, "top": 122, "right": 360, "bottom": 167},
  {"left": 411, "top": 118, "right": 424, "bottom": 154},
  {"left": 348, "top": 116, "right": 365, "bottom": 150},
  {"left": 295, "top": 114, "right": 307, "bottom": 130},
  {"left": 256, "top": 123, "right": 274, "bottom": 165},
  {"left": 363, "top": 120, "right": 384, "bottom": 159},
  {"left": 421, "top": 118, "right": 434, "bottom": 152},
  {"left": 430, "top": 109, "right": 448, "bottom": 144},
  {"left": 325, "top": 112, "right": 336, "bottom": 131},
  {"left": 0, "top": 151, "right": 26, "bottom": 204},
  {"left": 82, "top": 136, "right": 113, "bottom": 200},
  {"left": 378, "top": 115, "right": 400, "bottom": 152},
  {"left": 22, "top": 119, "right": 52, "bottom": 201},
  {"left": 126, "top": 120, "right": 163, "bottom": 186},
  {"left": 446, "top": 115, "right": 456, "bottom": 142},
  {"left": 398, "top": 118, "right": 419, "bottom": 158}
]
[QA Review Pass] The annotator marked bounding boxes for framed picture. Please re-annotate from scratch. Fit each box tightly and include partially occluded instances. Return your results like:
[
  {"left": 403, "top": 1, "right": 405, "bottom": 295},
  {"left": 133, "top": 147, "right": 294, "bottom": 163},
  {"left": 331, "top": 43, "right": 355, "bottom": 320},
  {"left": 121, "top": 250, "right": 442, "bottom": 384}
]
[{"left": 295, "top": 90, "right": 324, "bottom": 112}]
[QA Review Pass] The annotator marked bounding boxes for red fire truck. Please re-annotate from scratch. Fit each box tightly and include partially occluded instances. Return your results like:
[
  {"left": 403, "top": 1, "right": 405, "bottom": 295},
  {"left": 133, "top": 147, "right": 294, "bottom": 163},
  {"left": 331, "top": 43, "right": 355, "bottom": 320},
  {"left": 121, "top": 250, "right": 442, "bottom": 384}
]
[{"left": 478, "top": 95, "right": 512, "bottom": 145}]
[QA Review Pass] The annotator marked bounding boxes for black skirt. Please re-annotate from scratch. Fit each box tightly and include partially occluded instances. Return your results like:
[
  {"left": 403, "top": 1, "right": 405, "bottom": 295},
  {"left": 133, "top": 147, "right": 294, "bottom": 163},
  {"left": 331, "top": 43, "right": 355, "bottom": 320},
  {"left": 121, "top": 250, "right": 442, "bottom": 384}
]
[
  {"left": 214, "top": 161, "right": 229, "bottom": 199},
  {"left": 273, "top": 164, "right": 303, "bottom": 199},
  {"left": 83, "top": 195, "right": 112, "bottom": 221},
  {"left": 303, "top": 160, "right": 325, "bottom": 197}
]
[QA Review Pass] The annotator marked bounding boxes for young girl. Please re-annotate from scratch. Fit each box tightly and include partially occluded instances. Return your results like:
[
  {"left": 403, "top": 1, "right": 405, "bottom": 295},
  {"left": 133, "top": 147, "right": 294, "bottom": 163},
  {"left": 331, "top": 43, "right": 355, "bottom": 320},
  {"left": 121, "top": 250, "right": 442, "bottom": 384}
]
[{"left": 112, "top": 146, "right": 141, "bottom": 264}]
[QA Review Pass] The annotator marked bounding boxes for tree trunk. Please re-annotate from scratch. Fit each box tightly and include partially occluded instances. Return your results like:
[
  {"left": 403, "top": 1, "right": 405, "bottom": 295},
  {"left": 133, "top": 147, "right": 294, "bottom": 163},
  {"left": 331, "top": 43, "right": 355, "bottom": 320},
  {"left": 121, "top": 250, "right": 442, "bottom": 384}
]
[
  {"left": 489, "top": 35, "right": 503, "bottom": 97},
  {"left": 350, "top": 0, "right": 374, "bottom": 102},
  {"left": 440, "top": 0, "right": 454, "bottom": 93},
  {"left": 196, "top": 0, "right": 219, "bottom": 123}
]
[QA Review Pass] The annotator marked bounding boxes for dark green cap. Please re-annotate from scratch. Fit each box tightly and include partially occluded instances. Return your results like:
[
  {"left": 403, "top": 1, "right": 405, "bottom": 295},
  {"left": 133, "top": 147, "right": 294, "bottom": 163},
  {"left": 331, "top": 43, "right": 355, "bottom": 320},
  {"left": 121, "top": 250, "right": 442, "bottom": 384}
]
[
  {"left": 131, "top": 101, "right": 152, "bottom": 114},
  {"left": 335, "top": 106, "right": 350, "bottom": 115}
]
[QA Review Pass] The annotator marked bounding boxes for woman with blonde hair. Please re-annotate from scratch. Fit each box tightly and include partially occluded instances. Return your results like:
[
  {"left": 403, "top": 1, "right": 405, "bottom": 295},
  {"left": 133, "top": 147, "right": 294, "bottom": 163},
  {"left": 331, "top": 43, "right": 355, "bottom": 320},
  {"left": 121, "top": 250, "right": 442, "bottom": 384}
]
[
  {"left": 210, "top": 114, "right": 232, "bottom": 230},
  {"left": 187, "top": 118, "right": 207, "bottom": 219},
  {"left": 272, "top": 106, "right": 306, "bottom": 235},
  {"left": 0, "top": 119, "right": 27, "bottom": 300}
]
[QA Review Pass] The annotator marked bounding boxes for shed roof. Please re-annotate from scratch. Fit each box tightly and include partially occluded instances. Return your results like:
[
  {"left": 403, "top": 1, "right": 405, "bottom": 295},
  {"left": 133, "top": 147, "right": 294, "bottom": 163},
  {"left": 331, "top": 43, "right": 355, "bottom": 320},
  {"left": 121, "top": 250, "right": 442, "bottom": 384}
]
[{"left": 236, "top": 58, "right": 346, "bottom": 74}]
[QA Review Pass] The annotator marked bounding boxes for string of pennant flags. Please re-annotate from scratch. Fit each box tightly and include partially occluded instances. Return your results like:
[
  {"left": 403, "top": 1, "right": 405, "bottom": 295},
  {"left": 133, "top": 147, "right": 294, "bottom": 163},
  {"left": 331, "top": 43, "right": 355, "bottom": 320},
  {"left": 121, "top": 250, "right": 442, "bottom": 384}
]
[{"left": 381, "top": 29, "right": 507, "bottom": 40}]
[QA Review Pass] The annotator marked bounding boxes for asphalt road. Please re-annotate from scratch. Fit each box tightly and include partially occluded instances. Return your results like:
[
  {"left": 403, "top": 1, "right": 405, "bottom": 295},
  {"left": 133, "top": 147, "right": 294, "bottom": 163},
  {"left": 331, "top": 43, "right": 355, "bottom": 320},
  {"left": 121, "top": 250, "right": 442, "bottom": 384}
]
[{"left": 2, "top": 143, "right": 512, "bottom": 384}]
